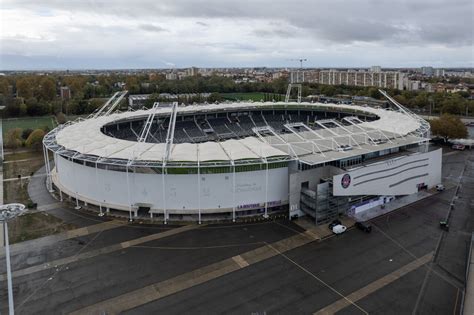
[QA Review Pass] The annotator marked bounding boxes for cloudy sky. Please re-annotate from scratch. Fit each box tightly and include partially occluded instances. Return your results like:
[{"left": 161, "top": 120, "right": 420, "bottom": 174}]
[{"left": 1, "top": 0, "right": 473, "bottom": 70}]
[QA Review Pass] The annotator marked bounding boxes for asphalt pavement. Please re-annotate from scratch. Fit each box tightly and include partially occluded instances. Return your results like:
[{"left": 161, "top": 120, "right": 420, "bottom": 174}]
[{"left": 0, "top": 147, "right": 470, "bottom": 314}]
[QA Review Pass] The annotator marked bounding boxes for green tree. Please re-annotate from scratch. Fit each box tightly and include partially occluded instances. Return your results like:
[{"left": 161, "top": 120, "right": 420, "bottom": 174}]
[{"left": 430, "top": 114, "right": 468, "bottom": 142}]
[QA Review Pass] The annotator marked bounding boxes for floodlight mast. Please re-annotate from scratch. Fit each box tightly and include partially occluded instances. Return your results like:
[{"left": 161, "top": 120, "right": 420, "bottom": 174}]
[
  {"left": 289, "top": 58, "right": 307, "bottom": 69},
  {"left": 286, "top": 58, "right": 307, "bottom": 103},
  {"left": 0, "top": 203, "right": 27, "bottom": 315}
]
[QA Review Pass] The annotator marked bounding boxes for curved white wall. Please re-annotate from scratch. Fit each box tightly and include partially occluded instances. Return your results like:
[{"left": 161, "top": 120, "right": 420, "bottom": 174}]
[{"left": 54, "top": 155, "right": 289, "bottom": 214}]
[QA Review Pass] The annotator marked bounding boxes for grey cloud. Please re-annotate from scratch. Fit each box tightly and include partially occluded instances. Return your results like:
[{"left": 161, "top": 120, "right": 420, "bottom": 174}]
[
  {"left": 138, "top": 24, "right": 168, "bottom": 33},
  {"left": 1, "top": 0, "right": 473, "bottom": 69},
  {"left": 253, "top": 28, "right": 292, "bottom": 38},
  {"left": 5, "top": 0, "right": 473, "bottom": 46}
]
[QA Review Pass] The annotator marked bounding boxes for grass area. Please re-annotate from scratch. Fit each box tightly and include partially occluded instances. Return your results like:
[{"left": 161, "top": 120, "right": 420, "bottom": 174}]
[
  {"left": 3, "top": 151, "right": 44, "bottom": 178},
  {"left": 2, "top": 116, "right": 56, "bottom": 137},
  {"left": 8, "top": 212, "right": 76, "bottom": 244},
  {"left": 221, "top": 92, "right": 267, "bottom": 101},
  {"left": 4, "top": 150, "right": 44, "bottom": 162}
]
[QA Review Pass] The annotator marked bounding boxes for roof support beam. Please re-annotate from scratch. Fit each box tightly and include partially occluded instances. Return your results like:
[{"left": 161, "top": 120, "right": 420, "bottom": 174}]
[
  {"left": 283, "top": 123, "right": 326, "bottom": 156},
  {"left": 92, "top": 90, "right": 128, "bottom": 118},
  {"left": 164, "top": 102, "right": 179, "bottom": 162},
  {"left": 90, "top": 91, "right": 119, "bottom": 118},
  {"left": 137, "top": 102, "right": 160, "bottom": 143},
  {"left": 296, "top": 123, "right": 342, "bottom": 150},
  {"left": 342, "top": 116, "right": 394, "bottom": 144},
  {"left": 379, "top": 89, "right": 431, "bottom": 139}
]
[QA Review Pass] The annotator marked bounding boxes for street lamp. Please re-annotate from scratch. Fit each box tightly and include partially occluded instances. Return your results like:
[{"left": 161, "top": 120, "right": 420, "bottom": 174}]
[{"left": 0, "top": 203, "right": 27, "bottom": 315}]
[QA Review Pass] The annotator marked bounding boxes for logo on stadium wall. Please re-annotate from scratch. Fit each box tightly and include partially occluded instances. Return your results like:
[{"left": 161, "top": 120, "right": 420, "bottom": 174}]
[{"left": 341, "top": 174, "right": 351, "bottom": 189}]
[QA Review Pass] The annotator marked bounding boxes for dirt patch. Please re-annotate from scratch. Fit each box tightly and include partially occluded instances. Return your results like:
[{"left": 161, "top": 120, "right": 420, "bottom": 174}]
[
  {"left": 4, "top": 179, "right": 30, "bottom": 205},
  {"left": 3, "top": 150, "right": 76, "bottom": 243}
]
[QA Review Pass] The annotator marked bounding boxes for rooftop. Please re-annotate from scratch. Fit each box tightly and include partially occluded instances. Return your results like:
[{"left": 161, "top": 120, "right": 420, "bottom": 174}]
[{"left": 46, "top": 101, "right": 427, "bottom": 166}]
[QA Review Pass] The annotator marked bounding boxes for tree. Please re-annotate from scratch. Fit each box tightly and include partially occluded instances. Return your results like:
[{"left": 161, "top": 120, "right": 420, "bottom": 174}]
[
  {"left": 0, "top": 78, "right": 10, "bottom": 95},
  {"left": 56, "top": 112, "right": 66, "bottom": 124},
  {"left": 25, "top": 129, "right": 45, "bottom": 151},
  {"left": 16, "top": 77, "right": 34, "bottom": 98},
  {"left": 25, "top": 97, "right": 50, "bottom": 116},
  {"left": 39, "top": 77, "right": 56, "bottom": 101},
  {"left": 430, "top": 114, "right": 468, "bottom": 142},
  {"left": 5, "top": 98, "right": 24, "bottom": 117},
  {"left": 5, "top": 128, "right": 23, "bottom": 150},
  {"left": 208, "top": 92, "right": 223, "bottom": 103}
]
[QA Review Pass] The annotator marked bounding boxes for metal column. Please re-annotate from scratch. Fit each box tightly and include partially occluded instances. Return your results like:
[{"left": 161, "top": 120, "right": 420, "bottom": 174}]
[
  {"left": 126, "top": 166, "right": 132, "bottom": 221},
  {"left": 264, "top": 162, "right": 269, "bottom": 218},
  {"left": 232, "top": 165, "right": 236, "bottom": 222},
  {"left": 4, "top": 221, "right": 14, "bottom": 315},
  {"left": 161, "top": 164, "right": 167, "bottom": 224}
]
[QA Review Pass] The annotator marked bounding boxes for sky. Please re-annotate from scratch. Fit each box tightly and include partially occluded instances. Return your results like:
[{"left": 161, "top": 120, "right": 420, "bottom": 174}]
[{"left": 1, "top": 0, "right": 473, "bottom": 70}]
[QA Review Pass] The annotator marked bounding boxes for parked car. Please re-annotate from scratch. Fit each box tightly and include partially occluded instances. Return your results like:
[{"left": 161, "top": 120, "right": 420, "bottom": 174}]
[
  {"left": 452, "top": 144, "right": 465, "bottom": 151},
  {"left": 328, "top": 219, "right": 346, "bottom": 234},
  {"left": 332, "top": 224, "right": 347, "bottom": 234},
  {"left": 355, "top": 222, "right": 372, "bottom": 233},
  {"left": 436, "top": 184, "right": 445, "bottom": 191}
]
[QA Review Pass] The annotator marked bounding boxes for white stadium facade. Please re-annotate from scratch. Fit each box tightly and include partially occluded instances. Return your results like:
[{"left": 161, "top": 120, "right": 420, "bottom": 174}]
[{"left": 42, "top": 90, "right": 442, "bottom": 224}]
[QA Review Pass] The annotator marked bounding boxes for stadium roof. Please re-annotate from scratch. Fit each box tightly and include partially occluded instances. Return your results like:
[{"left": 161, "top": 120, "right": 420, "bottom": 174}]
[{"left": 51, "top": 102, "right": 426, "bottom": 165}]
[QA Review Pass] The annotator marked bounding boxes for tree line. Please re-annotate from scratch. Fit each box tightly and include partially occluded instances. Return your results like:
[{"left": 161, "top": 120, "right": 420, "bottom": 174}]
[{"left": 0, "top": 73, "right": 472, "bottom": 118}]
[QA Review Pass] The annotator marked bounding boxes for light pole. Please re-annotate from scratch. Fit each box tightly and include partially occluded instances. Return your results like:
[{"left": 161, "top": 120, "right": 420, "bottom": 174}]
[{"left": 0, "top": 203, "right": 27, "bottom": 315}]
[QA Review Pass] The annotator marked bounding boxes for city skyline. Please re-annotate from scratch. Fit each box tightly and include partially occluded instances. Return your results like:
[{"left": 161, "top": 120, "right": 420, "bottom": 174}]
[{"left": 1, "top": 0, "right": 473, "bottom": 70}]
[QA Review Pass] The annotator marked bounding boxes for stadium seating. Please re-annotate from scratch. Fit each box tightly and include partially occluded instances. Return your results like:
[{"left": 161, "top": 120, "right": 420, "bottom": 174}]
[{"left": 104, "top": 110, "right": 348, "bottom": 143}]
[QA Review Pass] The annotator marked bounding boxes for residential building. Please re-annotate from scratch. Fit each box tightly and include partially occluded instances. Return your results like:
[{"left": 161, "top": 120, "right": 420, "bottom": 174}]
[
  {"left": 318, "top": 69, "right": 405, "bottom": 90},
  {"left": 421, "top": 67, "right": 434, "bottom": 76}
]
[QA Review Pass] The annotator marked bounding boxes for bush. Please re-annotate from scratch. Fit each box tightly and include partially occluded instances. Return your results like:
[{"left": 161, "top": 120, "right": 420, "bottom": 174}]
[
  {"left": 21, "top": 128, "right": 33, "bottom": 140},
  {"left": 56, "top": 112, "right": 66, "bottom": 124},
  {"left": 5, "top": 128, "right": 23, "bottom": 149},
  {"left": 25, "top": 129, "right": 45, "bottom": 150}
]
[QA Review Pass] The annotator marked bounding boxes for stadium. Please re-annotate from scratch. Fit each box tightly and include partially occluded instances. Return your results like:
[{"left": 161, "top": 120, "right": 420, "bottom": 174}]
[{"left": 42, "top": 90, "right": 442, "bottom": 224}]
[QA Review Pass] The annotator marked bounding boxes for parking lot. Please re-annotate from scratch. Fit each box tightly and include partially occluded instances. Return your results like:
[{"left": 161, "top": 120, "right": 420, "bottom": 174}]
[{"left": 0, "top": 148, "right": 471, "bottom": 314}]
